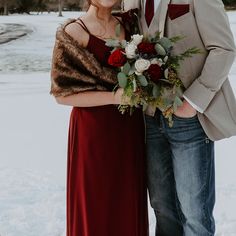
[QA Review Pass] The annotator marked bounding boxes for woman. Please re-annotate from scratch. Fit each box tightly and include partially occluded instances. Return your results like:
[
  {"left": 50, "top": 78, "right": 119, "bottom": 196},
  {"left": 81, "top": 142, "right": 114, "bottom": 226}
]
[{"left": 50, "top": 0, "right": 148, "bottom": 235}]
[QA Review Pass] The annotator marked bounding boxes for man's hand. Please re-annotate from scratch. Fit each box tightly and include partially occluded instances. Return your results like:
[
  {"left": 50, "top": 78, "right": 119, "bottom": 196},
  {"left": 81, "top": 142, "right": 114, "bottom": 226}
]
[{"left": 174, "top": 100, "right": 197, "bottom": 118}]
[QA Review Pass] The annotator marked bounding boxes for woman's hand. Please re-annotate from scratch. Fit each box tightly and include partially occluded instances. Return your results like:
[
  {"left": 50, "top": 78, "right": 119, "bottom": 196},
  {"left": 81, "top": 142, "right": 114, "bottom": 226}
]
[
  {"left": 113, "top": 88, "right": 130, "bottom": 105},
  {"left": 174, "top": 100, "right": 197, "bottom": 118}
]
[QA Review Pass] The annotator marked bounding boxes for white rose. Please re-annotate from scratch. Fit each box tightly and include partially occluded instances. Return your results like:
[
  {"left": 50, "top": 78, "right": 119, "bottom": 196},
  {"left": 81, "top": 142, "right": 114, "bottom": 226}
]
[
  {"left": 135, "top": 59, "right": 151, "bottom": 74},
  {"left": 131, "top": 34, "right": 143, "bottom": 46},
  {"left": 125, "top": 43, "right": 137, "bottom": 59}
]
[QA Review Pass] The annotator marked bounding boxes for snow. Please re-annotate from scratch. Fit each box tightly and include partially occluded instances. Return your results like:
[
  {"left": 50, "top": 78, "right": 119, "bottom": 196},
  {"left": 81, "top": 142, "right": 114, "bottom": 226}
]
[{"left": 0, "top": 11, "right": 236, "bottom": 236}]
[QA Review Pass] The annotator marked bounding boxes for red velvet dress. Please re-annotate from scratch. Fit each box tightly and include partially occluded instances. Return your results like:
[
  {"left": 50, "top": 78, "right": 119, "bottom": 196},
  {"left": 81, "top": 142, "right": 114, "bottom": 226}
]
[{"left": 66, "top": 19, "right": 149, "bottom": 236}]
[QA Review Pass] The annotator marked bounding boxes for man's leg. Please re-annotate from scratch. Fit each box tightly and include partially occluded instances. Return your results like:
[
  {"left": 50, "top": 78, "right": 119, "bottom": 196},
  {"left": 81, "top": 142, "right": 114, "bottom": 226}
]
[
  {"left": 145, "top": 113, "right": 183, "bottom": 236},
  {"left": 166, "top": 114, "right": 215, "bottom": 236}
]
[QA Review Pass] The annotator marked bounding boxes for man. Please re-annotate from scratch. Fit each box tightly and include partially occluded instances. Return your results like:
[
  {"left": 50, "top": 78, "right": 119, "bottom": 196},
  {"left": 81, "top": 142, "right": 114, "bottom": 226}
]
[{"left": 124, "top": 0, "right": 236, "bottom": 235}]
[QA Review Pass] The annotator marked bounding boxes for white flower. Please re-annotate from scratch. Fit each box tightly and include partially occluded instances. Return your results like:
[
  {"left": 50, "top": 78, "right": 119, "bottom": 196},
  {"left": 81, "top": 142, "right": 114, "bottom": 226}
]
[
  {"left": 125, "top": 43, "right": 137, "bottom": 59},
  {"left": 163, "top": 56, "right": 169, "bottom": 63},
  {"left": 135, "top": 59, "right": 151, "bottom": 74},
  {"left": 164, "top": 68, "right": 169, "bottom": 79},
  {"left": 131, "top": 34, "right": 143, "bottom": 46},
  {"left": 151, "top": 58, "right": 163, "bottom": 66}
]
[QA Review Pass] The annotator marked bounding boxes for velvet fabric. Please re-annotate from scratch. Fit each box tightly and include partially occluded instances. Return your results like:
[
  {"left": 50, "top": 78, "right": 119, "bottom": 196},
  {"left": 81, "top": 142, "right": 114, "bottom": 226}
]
[{"left": 53, "top": 18, "right": 149, "bottom": 236}]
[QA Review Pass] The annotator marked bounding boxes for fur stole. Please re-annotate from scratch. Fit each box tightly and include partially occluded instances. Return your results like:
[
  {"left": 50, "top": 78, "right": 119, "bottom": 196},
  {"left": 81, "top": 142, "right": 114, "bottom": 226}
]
[{"left": 50, "top": 19, "right": 117, "bottom": 97}]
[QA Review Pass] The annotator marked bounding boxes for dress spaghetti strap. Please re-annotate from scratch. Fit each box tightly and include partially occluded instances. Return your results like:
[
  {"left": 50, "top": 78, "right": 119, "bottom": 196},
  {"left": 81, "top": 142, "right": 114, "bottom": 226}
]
[{"left": 75, "top": 18, "right": 91, "bottom": 34}]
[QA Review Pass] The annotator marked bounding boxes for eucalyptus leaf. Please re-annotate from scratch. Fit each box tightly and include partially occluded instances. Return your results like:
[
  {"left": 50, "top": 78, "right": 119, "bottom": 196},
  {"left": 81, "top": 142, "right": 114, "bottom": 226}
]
[
  {"left": 152, "top": 84, "right": 161, "bottom": 98},
  {"left": 118, "top": 72, "right": 127, "bottom": 79},
  {"left": 155, "top": 43, "right": 166, "bottom": 56},
  {"left": 173, "top": 102, "right": 178, "bottom": 112},
  {"left": 158, "top": 37, "right": 173, "bottom": 51},
  {"left": 138, "top": 75, "right": 148, "bottom": 86},
  {"left": 163, "top": 98, "right": 172, "bottom": 107},
  {"left": 174, "top": 96, "right": 183, "bottom": 106},
  {"left": 115, "top": 24, "right": 121, "bottom": 38},
  {"left": 117, "top": 72, "right": 127, "bottom": 88},
  {"left": 176, "top": 86, "right": 184, "bottom": 97},
  {"left": 123, "top": 62, "right": 131, "bottom": 75},
  {"left": 128, "top": 66, "right": 136, "bottom": 76},
  {"left": 105, "top": 39, "right": 120, "bottom": 47}
]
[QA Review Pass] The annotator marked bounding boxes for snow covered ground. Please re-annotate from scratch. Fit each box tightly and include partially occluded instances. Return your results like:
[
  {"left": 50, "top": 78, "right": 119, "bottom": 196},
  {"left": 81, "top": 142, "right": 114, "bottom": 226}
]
[{"left": 0, "top": 11, "right": 236, "bottom": 236}]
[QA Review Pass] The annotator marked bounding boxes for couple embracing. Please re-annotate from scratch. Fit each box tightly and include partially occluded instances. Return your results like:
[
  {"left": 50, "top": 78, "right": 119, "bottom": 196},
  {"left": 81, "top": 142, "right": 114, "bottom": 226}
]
[{"left": 50, "top": 0, "right": 236, "bottom": 235}]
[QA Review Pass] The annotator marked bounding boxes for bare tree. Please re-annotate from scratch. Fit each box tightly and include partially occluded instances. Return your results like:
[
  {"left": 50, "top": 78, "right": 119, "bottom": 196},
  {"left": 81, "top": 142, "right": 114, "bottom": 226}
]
[
  {"left": 3, "top": 0, "right": 8, "bottom": 15},
  {"left": 58, "top": 0, "right": 63, "bottom": 16},
  {"left": 0, "top": 0, "right": 15, "bottom": 15}
]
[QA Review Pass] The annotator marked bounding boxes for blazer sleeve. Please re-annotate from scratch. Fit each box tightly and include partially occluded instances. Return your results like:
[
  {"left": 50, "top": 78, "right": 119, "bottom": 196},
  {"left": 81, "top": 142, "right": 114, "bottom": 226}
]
[
  {"left": 183, "top": 0, "right": 236, "bottom": 112},
  {"left": 123, "top": 0, "right": 141, "bottom": 11}
]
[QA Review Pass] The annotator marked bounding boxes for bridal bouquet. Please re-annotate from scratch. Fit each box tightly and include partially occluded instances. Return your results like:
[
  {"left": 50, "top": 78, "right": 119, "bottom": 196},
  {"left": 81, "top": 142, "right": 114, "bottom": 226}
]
[{"left": 106, "top": 31, "right": 201, "bottom": 126}]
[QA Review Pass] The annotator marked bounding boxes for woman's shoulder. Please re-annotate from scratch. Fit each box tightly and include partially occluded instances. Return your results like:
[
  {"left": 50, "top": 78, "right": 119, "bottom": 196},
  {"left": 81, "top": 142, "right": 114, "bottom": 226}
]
[{"left": 61, "top": 18, "right": 89, "bottom": 48}]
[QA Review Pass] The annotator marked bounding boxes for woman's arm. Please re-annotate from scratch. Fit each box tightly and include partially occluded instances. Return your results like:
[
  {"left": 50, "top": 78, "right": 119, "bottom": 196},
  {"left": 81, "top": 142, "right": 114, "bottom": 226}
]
[{"left": 55, "top": 88, "right": 124, "bottom": 107}]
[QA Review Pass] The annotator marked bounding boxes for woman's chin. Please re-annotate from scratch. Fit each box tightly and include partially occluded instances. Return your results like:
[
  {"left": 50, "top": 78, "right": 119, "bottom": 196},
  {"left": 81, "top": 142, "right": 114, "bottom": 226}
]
[{"left": 95, "top": 0, "right": 119, "bottom": 9}]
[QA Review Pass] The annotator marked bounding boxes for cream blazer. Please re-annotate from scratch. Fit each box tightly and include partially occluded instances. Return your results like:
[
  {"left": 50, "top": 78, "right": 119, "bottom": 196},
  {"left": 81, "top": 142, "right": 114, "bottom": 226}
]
[{"left": 124, "top": 0, "right": 236, "bottom": 141}]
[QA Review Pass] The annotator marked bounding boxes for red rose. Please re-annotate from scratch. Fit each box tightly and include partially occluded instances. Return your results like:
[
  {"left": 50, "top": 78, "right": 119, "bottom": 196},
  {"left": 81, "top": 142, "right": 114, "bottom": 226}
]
[
  {"left": 147, "top": 64, "right": 163, "bottom": 83},
  {"left": 108, "top": 49, "right": 127, "bottom": 67},
  {"left": 137, "top": 42, "right": 156, "bottom": 55}
]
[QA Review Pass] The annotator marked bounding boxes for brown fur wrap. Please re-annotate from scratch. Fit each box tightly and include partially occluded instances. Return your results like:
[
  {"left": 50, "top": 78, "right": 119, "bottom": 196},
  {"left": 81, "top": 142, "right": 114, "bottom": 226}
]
[{"left": 50, "top": 19, "right": 117, "bottom": 97}]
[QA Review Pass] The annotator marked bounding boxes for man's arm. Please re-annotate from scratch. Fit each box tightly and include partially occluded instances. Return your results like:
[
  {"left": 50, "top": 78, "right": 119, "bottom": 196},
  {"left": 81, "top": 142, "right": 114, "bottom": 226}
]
[
  {"left": 123, "top": 0, "right": 141, "bottom": 11},
  {"left": 183, "top": 0, "right": 236, "bottom": 112}
]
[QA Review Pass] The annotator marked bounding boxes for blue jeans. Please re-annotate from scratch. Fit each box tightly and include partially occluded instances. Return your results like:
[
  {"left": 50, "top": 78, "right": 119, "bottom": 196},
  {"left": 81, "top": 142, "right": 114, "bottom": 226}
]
[{"left": 145, "top": 110, "right": 215, "bottom": 236}]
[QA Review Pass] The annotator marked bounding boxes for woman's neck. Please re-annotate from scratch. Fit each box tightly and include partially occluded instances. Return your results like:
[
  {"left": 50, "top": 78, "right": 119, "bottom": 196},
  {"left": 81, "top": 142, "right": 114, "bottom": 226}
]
[{"left": 87, "top": 5, "right": 113, "bottom": 23}]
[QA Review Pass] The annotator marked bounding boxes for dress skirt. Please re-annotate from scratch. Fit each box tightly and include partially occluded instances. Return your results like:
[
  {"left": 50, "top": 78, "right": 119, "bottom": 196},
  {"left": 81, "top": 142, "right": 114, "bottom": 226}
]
[{"left": 66, "top": 105, "right": 149, "bottom": 236}]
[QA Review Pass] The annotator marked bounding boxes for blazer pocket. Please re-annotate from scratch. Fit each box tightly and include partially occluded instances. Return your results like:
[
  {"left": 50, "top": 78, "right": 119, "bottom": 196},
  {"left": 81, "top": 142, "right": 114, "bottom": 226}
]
[{"left": 168, "top": 4, "right": 190, "bottom": 20}]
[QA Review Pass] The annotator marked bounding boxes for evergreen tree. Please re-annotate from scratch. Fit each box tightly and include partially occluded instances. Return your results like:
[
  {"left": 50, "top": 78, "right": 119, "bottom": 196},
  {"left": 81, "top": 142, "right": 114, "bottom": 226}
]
[
  {"left": 16, "top": 0, "right": 36, "bottom": 14},
  {"left": 58, "top": 0, "right": 63, "bottom": 16},
  {"left": 223, "top": 0, "right": 236, "bottom": 5},
  {"left": 36, "top": 0, "right": 47, "bottom": 13}
]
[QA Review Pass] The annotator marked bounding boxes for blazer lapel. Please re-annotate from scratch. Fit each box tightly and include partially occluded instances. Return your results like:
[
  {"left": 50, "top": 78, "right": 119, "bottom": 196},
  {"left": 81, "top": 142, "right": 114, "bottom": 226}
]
[
  {"left": 158, "top": 0, "right": 170, "bottom": 37},
  {"left": 140, "top": 0, "right": 161, "bottom": 35},
  {"left": 141, "top": 0, "right": 170, "bottom": 36},
  {"left": 140, "top": 0, "right": 148, "bottom": 33},
  {"left": 148, "top": 3, "right": 162, "bottom": 35}
]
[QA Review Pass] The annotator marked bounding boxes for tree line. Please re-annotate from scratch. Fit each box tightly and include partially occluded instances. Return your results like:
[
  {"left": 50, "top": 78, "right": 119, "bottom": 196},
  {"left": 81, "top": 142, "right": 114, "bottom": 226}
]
[
  {"left": 0, "top": 0, "right": 235, "bottom": 16},
  {"left": 223, "top": 0, "right": 236, "bottom": 4},
  {"left": 0, "top": 0, "right": 85, "bottom": 15}
]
